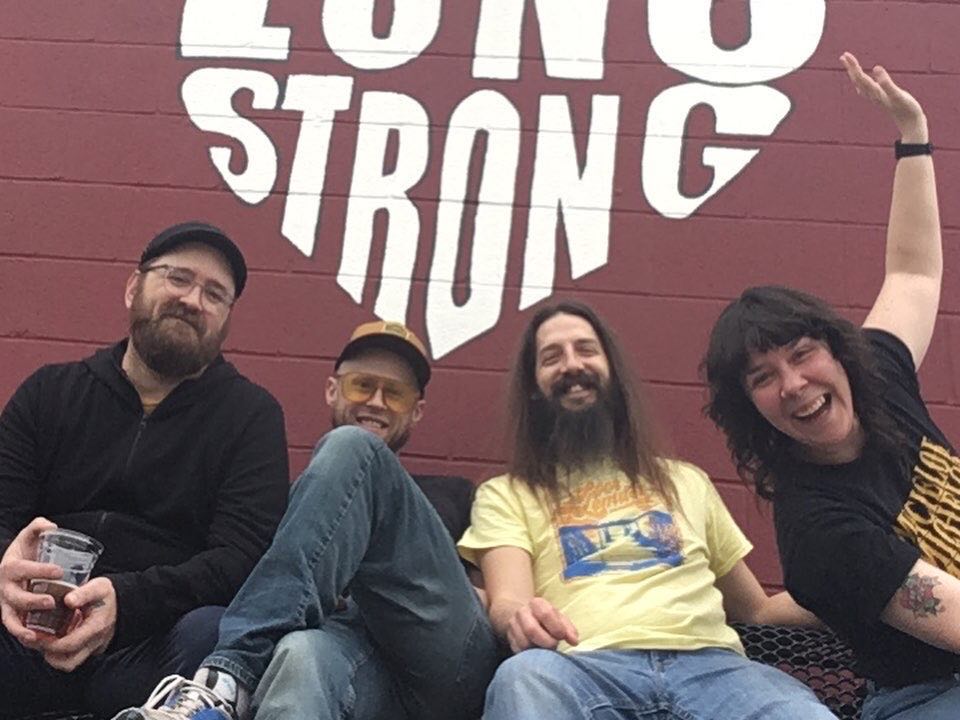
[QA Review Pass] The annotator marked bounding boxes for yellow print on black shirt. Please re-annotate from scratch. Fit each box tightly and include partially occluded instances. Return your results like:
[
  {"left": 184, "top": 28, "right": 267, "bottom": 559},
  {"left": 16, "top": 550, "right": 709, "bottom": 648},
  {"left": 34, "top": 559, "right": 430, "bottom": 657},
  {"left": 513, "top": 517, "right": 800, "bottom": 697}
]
[
  {"left": 895, "top": 437, "right": 960, "bottom": 575},
  {"left": 553, "top": 479, "right": 684, "bottom": 580}
]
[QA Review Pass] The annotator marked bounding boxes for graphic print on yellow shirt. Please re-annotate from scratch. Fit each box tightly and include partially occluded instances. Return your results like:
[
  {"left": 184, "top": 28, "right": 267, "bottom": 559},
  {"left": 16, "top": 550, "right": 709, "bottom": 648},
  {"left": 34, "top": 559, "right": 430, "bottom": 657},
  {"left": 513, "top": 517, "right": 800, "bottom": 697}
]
[
  {"left": 458, "top": 462, "right": 751, "bottom": 654},
  {"left": 553, "top": 478, "right": 683, "bottom": 580},
  {"left": 896, "top": 437, "right": 960, "bottom": 575}
]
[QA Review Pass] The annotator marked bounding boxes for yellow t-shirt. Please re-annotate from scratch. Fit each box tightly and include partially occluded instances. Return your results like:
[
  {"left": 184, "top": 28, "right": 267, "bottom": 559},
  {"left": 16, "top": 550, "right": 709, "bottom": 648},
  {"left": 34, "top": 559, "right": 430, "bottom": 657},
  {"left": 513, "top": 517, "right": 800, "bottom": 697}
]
[{"left": 458, "top": 460, "right": 751, "bottom": 655}]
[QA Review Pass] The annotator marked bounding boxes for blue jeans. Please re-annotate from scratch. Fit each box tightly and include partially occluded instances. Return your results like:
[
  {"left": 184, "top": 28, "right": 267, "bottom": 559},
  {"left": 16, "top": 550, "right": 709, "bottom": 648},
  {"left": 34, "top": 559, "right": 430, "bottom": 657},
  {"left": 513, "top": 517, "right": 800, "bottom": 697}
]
[
  {"left": 483, "top": 647, "right": 838, "bottom": 719},
  {"left": 1, "top": 605, "right": 223, "bottom": 718},
  {"left": 204, "top": 426, "right": 500, "bottom": 720},
  {"left": 862, "top": 676, "right": 960, "bottom": 720}
]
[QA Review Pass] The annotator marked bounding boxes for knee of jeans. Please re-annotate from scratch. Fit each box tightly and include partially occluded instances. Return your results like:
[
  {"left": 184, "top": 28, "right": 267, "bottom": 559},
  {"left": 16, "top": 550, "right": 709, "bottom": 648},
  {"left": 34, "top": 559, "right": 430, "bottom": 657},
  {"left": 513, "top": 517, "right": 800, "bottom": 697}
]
[
  {"left": 318, "top": 425, "right": 383, "bottom": 456},
  {"left": 489, "top": 650, "right": 570, "bottom": 699},
  {"left": 271, "top": 632, "right": 315, "bottom": 673},
  {"left": 269, "top": 629, "right": 362, "bottom": 687},
  {"left": 273, "top": 630, "right": 344, "bottom": 671}
]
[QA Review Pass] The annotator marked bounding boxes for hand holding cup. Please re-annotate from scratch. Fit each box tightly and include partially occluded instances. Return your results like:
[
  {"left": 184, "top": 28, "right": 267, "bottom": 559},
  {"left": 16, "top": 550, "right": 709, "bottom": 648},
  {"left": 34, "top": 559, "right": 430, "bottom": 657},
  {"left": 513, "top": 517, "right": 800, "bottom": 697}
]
[
  {"left": 0, "top": 517, "right": 63, "bottom": 646},
  {"left": 24, "top": 528, "right": 103, "bottom": 638}
]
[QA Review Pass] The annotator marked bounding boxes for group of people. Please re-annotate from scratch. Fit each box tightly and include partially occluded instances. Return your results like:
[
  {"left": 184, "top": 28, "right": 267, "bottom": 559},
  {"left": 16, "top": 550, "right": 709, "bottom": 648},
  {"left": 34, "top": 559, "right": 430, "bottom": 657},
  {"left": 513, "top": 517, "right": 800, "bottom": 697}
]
[{"left": 1, "top": 53, "right": 957, "bottom": 720}]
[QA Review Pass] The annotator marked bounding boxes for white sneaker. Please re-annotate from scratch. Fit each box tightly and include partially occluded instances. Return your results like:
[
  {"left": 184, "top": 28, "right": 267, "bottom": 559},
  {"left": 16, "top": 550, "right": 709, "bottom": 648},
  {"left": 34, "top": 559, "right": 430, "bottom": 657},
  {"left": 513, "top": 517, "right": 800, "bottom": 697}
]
[{"left": 110, "top": 673, "right": 237, "bottom": 720}]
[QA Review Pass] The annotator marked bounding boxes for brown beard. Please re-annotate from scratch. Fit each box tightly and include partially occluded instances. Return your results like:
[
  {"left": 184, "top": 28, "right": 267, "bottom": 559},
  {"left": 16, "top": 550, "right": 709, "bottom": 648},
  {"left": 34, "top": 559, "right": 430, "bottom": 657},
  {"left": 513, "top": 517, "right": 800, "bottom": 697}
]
[
  {"left": 129, "top": 290, "right": 226, "bottom": 379},
  {"left": 530, "top": 373, "right": 617, "bottom": 473}
]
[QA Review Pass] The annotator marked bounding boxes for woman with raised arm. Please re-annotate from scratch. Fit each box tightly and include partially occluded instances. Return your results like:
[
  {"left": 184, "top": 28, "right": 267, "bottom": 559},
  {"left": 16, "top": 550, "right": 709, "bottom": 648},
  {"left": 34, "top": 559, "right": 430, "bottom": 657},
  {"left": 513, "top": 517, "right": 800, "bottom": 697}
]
[{"left": 704, "top": 53, "right": 957, "bottom": 719}]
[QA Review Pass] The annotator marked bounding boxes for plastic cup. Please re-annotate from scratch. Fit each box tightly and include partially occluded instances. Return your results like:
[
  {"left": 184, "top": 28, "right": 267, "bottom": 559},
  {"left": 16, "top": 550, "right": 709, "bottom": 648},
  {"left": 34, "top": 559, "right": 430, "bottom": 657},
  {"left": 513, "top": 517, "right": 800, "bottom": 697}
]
[{"left": 25, "top": 529, "right": 104, "bottom": 637}]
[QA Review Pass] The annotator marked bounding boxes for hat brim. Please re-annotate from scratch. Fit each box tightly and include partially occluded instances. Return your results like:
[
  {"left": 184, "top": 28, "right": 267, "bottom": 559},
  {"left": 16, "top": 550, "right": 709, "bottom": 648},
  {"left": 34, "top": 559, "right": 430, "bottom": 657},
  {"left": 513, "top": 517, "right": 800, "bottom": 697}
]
[
  {"left": 142, "top": 223, "right": 247, "bottom": 298},
  {"left": 336, "top": 334, "right": 431, "bottom": 392}
]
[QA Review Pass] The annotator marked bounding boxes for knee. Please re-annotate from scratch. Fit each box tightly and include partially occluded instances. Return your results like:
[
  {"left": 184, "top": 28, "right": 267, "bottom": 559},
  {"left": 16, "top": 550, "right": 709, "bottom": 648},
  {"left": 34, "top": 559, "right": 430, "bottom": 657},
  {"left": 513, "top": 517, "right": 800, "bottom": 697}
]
[
  {"left": 487, "top": 650, "right": 572, "bottom": 701},
  {"left": 261, "top": 630, "right": 355, "bottom": 694},
  {"left": 296, "top": 426, "right": 406, "bottom": 500},
  {"left": 296, "top": 427, "right": 384, "bottom": 486},
  {"left": 273, "top": 630, "right": 320, "bottom": 670},
  {"left": 317, "top": 426, "right": 382, "bottom": 457}
]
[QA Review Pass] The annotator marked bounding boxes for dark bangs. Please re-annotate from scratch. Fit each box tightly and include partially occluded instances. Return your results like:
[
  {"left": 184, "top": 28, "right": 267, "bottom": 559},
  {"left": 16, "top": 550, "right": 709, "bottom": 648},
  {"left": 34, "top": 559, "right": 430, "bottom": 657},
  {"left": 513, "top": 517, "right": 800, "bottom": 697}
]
[{"left": 706, "top": 286, "right": 841, "bottom": 389}]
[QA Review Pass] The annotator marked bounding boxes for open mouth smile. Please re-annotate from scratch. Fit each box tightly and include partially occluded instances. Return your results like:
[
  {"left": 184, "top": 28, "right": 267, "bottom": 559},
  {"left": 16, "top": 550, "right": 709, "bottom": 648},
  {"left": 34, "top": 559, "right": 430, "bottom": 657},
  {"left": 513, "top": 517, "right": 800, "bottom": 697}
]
[{"left": 792, "top": 394, "right": 830, "bottom": 422}]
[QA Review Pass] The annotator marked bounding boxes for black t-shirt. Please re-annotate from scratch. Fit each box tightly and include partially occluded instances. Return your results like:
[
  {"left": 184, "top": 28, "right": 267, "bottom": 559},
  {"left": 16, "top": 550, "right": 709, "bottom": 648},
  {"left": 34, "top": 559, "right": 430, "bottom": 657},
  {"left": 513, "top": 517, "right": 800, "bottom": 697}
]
[
  {"left": 411, "top": 474, "right": 475, "bottom": 544},
  {"left": 774, "top": 329, "right": 960, "bottom": 687}
]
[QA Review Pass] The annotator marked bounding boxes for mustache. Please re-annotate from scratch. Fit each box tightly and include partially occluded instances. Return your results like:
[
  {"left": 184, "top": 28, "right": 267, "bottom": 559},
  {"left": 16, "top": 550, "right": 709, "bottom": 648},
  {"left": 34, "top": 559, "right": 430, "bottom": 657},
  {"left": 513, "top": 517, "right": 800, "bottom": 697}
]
[
  {"left": 550, "top": 370, "right": 601, "bottom": 399},
  {"left": 157, "top": 301, "right": 204, "bottom": 333}
]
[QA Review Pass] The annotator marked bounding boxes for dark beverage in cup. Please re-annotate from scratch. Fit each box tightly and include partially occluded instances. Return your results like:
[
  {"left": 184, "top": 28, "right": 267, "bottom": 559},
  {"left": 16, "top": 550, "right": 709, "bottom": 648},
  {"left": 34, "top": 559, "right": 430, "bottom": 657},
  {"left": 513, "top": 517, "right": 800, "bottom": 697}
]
[
  {"left": 25, "top": 579, "right": 78, "bottom": 637},
  {"left": 24, "top": 529, "right": 102, "bottom": 637}
]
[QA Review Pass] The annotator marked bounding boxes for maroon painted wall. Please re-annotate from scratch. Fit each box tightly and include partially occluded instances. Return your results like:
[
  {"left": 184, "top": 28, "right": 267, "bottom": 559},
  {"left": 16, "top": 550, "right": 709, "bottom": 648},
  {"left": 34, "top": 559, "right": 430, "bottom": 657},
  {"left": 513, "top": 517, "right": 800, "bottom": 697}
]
[{"left": 2, "top": 1, "right": 960, "bottom": 590}]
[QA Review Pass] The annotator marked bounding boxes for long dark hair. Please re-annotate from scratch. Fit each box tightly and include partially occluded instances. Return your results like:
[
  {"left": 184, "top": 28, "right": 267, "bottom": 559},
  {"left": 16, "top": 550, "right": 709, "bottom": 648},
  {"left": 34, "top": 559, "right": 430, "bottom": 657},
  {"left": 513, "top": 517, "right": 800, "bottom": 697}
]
[
  {"left": 506, "top": 301, "right": 675, "bottom": 505},
  {"left": 703, "top": 285, "right": 909, "bottom": 499}
]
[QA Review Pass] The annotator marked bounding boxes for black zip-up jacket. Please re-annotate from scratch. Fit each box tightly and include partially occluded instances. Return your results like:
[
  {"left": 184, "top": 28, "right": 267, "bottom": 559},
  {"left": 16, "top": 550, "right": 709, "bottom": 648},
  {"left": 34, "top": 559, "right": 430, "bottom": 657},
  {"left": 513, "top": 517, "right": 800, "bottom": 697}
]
[{"left": 0, "top": 341, "right": 289, "bottom": 649}]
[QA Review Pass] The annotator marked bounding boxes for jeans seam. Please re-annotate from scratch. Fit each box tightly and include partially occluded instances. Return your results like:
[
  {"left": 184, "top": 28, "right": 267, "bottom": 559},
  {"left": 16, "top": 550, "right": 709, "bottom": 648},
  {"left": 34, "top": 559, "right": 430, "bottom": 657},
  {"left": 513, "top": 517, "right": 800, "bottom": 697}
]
[{"left": 294, "top": 440, "right": 379, "bottom": 627}]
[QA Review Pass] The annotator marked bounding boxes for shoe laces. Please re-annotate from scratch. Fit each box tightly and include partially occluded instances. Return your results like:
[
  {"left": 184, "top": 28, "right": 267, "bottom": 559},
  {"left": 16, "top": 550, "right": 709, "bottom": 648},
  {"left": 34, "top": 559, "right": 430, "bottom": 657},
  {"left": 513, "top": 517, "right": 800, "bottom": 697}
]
[{"left": 144, "top": 674, "right": 233, "bottom": 718}]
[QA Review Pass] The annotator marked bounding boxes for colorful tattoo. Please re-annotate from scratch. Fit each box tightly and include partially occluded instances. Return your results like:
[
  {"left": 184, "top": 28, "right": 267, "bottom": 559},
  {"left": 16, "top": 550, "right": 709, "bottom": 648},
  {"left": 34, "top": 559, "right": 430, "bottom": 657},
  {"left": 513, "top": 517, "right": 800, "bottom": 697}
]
[{"left": 898, "top": 573, "right": 943, "bottom": 619}]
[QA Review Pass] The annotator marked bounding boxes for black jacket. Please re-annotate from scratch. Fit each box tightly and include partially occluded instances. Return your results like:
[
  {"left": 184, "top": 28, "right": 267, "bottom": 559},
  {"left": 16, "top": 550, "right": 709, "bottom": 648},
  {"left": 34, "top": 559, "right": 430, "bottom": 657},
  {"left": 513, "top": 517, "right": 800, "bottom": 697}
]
[{"left": 0, "top": 341, "right": 289, "bottom": 648}]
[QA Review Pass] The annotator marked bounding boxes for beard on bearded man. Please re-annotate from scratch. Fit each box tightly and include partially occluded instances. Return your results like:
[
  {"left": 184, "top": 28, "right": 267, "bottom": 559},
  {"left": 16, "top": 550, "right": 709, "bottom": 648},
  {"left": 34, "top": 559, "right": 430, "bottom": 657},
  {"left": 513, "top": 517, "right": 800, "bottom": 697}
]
[
  {"left": 129, "top": 292, "right": 227, "bottom": 379},
  {"left": 531, "top": 369, "right": 617, "bottom": 473}
]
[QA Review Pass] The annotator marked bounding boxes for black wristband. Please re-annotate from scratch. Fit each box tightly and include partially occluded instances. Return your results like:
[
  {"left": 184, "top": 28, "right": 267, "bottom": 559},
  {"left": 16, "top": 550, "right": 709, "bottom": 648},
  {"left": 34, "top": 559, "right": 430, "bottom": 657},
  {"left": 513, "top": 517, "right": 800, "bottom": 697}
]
[{"left": 895, "top": 141, "right": 933, "bottom": 159}]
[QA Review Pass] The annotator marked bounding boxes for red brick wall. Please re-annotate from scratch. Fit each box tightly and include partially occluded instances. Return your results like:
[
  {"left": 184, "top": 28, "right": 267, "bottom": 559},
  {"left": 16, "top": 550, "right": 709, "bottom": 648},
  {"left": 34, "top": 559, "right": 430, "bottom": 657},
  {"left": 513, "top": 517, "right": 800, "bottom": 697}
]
[{"left": 2, "top": 1, "right": 959, "bottom": 590}]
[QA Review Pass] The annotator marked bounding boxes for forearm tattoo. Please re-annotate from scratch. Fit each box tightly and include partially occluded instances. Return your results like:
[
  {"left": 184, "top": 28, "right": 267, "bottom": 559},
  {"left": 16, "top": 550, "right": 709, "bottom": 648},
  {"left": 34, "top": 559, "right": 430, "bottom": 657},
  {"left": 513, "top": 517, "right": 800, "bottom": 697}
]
[{"left": 898, "top": 573, "right": 943, "bottom": 619}]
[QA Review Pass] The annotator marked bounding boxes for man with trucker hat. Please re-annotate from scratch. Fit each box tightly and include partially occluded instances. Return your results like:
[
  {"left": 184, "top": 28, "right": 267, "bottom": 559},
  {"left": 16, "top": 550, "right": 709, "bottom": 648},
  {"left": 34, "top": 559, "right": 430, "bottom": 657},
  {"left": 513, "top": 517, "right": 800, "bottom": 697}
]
[
  {"left": 0, "top": 222, "right": 290, "bottom": 718},
  {"left": 116, "top": 320, "right": 500, "bottom": 720}
]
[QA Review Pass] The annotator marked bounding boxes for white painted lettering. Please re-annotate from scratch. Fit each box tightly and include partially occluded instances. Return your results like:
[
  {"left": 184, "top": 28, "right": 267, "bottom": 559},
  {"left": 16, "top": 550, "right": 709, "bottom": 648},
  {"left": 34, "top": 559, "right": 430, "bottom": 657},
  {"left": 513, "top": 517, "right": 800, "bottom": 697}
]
[
  {"left": 339, "top": 92, "right": 430, "bottom": 323},
  {"left": 427, "top": 91, "right": 521, "bottom": 358},
  {"left": 279, "top": 75, "right": 355, "bottom": 257},
  {"left": 520, "top": 95, "right": 619, "bottom": 310},
  {"left": 642, "top": 83, "right": 791, "bottom": 219},
  {"left": 324, "top": 0, "right": 442, "bottom": 70},
  {"left": 180, "top": 68, "right": 280, "bottom": 204},
  {"left": 180, "top": 0, "right": 291, "bottom": 61},
  {"left": 474, "top": 0, "right": 609, "bottom": 80},
  {"left": 648, "top": 0, "right": 826, "bottom": 84}
]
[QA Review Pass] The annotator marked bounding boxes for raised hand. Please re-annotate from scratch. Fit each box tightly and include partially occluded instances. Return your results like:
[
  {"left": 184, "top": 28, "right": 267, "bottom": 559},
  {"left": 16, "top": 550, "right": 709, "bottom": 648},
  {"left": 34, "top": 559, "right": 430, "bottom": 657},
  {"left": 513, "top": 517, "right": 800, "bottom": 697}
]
[{"left": 840, "top": 51, "right": 928, "bottom": 143}]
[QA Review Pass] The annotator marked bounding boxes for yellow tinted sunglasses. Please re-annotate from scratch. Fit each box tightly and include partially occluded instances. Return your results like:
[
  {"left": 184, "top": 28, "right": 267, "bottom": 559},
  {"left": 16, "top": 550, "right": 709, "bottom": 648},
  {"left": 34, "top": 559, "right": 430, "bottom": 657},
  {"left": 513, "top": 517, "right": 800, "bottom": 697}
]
[{"left": 337, "top": 372, "right": 420, "bottom": 413}]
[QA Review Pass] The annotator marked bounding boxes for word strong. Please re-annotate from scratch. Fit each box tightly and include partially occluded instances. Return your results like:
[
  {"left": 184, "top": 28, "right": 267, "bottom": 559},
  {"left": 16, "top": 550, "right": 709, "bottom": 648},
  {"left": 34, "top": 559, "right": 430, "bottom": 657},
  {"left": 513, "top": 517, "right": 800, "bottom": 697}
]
[{"left": 179, "top": 0, "right": 826, "bottom": 358}]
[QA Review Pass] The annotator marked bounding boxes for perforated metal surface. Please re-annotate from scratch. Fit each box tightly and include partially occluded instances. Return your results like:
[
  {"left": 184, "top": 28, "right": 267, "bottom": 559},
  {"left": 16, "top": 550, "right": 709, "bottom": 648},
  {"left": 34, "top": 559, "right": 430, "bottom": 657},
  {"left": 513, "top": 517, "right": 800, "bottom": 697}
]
[{"left": 734, "top": 623, "right": 865, "bottom": 720}]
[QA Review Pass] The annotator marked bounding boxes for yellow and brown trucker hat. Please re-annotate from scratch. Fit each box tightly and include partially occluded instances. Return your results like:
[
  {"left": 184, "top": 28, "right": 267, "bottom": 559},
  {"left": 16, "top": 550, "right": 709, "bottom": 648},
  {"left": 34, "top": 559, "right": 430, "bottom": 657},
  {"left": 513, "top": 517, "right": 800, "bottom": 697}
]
[{"left": 335, "top": 321, "right": 431, "bottom": 392}]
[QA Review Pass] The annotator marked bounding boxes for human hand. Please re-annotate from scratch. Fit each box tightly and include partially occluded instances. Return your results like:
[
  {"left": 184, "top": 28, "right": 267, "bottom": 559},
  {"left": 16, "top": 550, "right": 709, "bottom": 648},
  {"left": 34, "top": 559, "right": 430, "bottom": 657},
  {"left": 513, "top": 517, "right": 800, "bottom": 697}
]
[
  {"left": 41, "top": 577, "right": 117, "bottom": 672},
  {"left": 505, "top": 597, "right": 579, "bottom": 654},
  {"left": 840, "top": 51, "right": 927, "bottom": 143},
  {"left": 0, "top": 517, "right": 63, "bottom": 647}
]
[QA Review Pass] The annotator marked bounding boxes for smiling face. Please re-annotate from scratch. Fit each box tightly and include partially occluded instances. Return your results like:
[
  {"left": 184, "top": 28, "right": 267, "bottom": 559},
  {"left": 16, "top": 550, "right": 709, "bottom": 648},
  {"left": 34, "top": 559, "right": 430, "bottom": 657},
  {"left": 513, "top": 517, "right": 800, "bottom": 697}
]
[
  {"left": 744, "top": 336, "right": 864, "bottom": 463},
  {"left": 125, "top": 242, "right": 235, "bottom": 378},
  {"left": 534, "top": 313, "right": 611, "bottom": 411},
  {"left": 326, "top": 348, "right": 425, "bottom": 451}
]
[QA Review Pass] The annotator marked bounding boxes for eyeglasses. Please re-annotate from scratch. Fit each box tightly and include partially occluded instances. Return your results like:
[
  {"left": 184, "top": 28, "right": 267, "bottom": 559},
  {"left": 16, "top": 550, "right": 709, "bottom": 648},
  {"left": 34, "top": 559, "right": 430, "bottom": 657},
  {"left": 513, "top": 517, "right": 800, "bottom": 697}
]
[
  {"left": 337, "top": 372, "right": 420, "bottom": 413},
  {"left": 139, "top": 264, "right": 235, "bottom": 311}
]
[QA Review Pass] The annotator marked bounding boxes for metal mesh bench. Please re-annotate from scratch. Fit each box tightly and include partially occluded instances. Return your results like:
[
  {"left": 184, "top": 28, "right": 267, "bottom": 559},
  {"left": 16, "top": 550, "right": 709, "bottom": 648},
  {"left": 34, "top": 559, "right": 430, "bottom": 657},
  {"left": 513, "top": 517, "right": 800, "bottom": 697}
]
[{"left": 734, "top": 623, "right": 866, "bottom": 719}]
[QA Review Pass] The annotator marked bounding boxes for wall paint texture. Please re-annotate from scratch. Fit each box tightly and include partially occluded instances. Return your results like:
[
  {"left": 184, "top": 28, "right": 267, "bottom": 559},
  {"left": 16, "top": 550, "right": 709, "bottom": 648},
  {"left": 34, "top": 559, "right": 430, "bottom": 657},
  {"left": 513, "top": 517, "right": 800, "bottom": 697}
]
[{"left": 3, "top": 1, "right": 960, "bottom": 589}]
